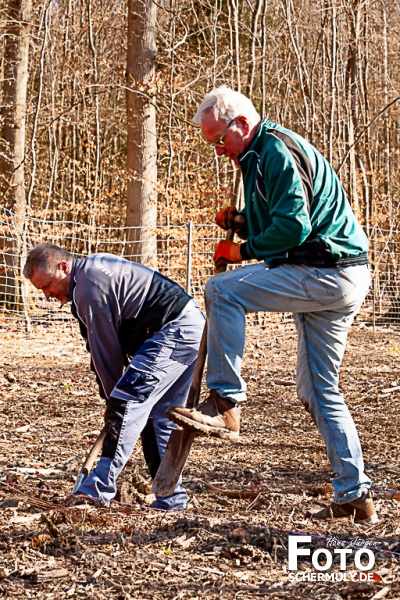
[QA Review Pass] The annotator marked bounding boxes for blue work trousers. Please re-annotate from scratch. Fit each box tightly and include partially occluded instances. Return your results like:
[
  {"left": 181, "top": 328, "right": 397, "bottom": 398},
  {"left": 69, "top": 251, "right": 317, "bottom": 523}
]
[
  {"left": 77, "top": 305, "right": 205, "bottom": 509},
  {"left": 204, "top": 262, "right": 371, "bottom": 504}
]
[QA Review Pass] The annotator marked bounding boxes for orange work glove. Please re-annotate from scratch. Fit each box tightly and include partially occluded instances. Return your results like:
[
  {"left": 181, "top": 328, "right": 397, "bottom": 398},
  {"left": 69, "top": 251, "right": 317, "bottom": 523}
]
[
  {"left": 213, "top": 240, "right": 243, "bottom": 264},
  {"left": 216, "top": 206, "right": 238, "bottom": 230},
  {"left": 215, "top": 206, "right": 246, "bottom": 233}
]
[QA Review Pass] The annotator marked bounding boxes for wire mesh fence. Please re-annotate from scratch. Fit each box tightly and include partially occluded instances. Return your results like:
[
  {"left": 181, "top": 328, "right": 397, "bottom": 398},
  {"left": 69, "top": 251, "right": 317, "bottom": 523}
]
[{"left": 1, "top": 206, "right": 399, "bottom": 332}]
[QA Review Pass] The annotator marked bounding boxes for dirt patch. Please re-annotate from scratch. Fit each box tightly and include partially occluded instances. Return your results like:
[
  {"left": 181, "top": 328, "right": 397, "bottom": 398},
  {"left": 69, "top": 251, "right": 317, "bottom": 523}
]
[{"left": 0, "top": 318, "right": 399, "bottom": 598}]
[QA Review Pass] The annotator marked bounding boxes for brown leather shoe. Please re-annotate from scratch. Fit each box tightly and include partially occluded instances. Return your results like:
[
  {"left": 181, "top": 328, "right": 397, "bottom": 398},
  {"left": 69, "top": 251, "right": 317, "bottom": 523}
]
[
  {"left": 167, "top": 390, "right": 240, "bottom": 440},
  {"left": 308, "top": 491, "right": 378, "bottom": 524}
]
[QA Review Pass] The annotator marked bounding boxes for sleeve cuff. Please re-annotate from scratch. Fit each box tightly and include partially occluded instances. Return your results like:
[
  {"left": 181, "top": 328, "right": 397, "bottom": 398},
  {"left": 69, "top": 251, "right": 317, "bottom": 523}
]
[{"left": 239, "top": 244, "right": 251, "bottom": 261}]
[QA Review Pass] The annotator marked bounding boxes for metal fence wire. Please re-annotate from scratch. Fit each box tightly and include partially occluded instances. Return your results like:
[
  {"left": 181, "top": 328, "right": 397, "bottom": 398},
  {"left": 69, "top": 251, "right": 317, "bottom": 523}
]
[{"left": 0, "top": 206, "right": 399, "bottom": 331}]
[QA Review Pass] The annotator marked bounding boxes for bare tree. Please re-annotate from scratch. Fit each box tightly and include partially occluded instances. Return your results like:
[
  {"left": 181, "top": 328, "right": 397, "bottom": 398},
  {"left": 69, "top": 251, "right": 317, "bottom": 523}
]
[
  {"left": 125, "top": 0, "right": 158, "bottom": 266},
  {"left": 0, "top": 0, "right": 31, "bottom": 307}
]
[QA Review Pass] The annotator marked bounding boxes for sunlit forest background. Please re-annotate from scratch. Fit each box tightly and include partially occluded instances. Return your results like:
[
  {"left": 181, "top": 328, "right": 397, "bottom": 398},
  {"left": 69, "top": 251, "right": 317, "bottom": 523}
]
[{"left": 1, "top": 0, "right": 399, "bottom": 322}]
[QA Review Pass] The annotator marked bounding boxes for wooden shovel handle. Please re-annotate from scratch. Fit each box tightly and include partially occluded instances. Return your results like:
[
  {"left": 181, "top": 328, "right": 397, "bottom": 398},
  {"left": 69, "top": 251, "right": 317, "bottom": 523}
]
[
  {"left": 186, "top": 228, "right": 234, "bottom": 409},
  {"left": 213, "top": 228, "right": 235, "bottom": 274},
  {"left": 185, "top": 322, "right": 207, "bottom": 409},
  {"left": 72, "top": 425, "right": 106, "bottom": 493}
]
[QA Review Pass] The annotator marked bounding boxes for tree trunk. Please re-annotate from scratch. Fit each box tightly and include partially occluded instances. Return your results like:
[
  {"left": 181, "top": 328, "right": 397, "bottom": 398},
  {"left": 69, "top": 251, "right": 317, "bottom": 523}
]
[
  {"left": 344, "top": 0, "right": 361, "bottom": 217},
  {"left": 125, "top": 0, "right": 158, "bottom": 267},
  {"left": 381, "top": 0, "right": 391, "bottom": 222},
  {"left": 0, "top": 0, "right": 32, "bottom": 308}
]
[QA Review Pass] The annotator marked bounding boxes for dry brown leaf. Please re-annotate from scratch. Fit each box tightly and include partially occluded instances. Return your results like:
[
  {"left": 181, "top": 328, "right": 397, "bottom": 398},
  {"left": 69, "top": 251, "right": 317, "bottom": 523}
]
[{"left": 31, "top": 534, "right": 52, "bottom": 548}]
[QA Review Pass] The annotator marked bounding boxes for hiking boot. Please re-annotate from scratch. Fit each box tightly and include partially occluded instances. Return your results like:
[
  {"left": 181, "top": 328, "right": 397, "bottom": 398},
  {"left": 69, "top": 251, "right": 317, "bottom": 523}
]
[
  {"left": 167, "top": 389, "right": 240, "bottom": 440},
  {"left": 307, "top": 491, "right": 378, "bottom": 524}
]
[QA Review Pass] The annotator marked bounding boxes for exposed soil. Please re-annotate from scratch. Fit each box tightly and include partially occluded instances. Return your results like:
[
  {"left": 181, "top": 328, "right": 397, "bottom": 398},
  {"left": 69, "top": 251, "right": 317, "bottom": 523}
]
[{"left": 0, "top": 317, "right": 400, "bottom": 599}]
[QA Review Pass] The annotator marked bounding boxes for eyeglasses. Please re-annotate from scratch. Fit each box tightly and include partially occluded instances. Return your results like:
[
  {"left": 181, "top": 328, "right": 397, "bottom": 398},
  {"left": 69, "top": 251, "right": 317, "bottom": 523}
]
[{"left": 208, "top": 118, "right": 236, "bottom": 147}]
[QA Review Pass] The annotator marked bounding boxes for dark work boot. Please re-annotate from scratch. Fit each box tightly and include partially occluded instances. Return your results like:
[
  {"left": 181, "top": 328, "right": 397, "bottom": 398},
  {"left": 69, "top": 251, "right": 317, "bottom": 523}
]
[
  {"left": 307, "top": 490, "right": 378, "bottom": 524},
  {"left": 167, "top": 389, "right": 241, "bottom": 440}
]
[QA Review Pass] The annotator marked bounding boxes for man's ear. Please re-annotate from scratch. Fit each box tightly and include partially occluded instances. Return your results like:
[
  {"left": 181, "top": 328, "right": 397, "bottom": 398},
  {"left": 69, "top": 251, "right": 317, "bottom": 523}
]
[
  {"left": 236, "top": 115, "right": 249, "bottom": 134},
  {"left": 59, "top": 260, "right": 71, "bottom": 275}
]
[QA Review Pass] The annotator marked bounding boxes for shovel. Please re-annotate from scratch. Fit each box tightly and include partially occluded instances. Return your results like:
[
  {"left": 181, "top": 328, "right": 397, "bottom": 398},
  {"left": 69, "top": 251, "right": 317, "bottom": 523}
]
[
  {"left": 72, "top": 425, "right": 106, "bottom": 493},
  {"left": 151, "top": 230, "right": 233, "bottom": 498}
]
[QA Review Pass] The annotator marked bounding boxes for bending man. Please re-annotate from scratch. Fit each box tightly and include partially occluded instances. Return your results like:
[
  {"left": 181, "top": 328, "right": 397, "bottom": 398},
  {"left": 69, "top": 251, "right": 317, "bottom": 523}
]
[{"left": 24, "top": 244, "right": 204, "bottom": 510}]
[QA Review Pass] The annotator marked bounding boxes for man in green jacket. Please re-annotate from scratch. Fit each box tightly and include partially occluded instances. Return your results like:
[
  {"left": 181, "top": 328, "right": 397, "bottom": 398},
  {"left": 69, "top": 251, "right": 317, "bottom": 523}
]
[{"left": 168, "top": 85, "right": 377, "bottom": 524}]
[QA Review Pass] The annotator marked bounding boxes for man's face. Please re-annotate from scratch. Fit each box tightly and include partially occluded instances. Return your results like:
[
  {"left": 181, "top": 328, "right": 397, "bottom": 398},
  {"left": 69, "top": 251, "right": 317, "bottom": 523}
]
[
  {"left": 30, "top": 262, "right": 72, "bottom": 306},
  {"left": 200, "top": 114, "right": 248, "bottom": 164}
]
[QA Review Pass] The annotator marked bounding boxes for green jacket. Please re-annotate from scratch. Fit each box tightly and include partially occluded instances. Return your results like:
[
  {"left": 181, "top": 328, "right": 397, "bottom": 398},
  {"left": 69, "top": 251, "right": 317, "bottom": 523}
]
[{"left": 237, "top": 119, "right": 368, "bottom": 267}]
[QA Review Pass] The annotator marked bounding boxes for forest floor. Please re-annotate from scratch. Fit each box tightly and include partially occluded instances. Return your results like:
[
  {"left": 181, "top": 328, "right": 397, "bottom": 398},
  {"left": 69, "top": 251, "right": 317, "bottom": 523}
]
[{"left": 0, "top": 315, "right": 400, "bottom": 599}]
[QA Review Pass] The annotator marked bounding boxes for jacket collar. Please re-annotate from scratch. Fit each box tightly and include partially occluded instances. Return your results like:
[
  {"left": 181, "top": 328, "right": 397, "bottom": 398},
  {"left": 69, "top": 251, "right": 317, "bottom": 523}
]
[{"left": 237, "top": 119, "right": 266, "bottom": 164}]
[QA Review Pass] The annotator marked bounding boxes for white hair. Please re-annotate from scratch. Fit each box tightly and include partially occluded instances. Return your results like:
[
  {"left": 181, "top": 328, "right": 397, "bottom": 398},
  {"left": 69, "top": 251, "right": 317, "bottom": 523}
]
[{"left": 192, "top": 85, "right": 260, "bottom": 125}]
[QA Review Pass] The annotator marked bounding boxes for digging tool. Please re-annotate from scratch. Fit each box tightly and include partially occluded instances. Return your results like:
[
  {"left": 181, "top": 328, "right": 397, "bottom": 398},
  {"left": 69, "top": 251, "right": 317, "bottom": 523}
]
[
  {"left": 151, "top": 229, "right": 234, "bottom": 498},
  {"left": 72, "top": 425, "right": 106, "bottom": 493}
]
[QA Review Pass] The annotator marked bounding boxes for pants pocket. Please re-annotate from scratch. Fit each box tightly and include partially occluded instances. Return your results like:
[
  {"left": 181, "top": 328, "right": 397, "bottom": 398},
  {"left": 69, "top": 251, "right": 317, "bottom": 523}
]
[
  {"left": 115, "top": 368, "right": 159, "bottom": 403},
  {"left": 301, "top": 269, "right": 338, "bottom": 306},
  {"left": 170, "top": 325, "right": 201, "bottom": 366}
]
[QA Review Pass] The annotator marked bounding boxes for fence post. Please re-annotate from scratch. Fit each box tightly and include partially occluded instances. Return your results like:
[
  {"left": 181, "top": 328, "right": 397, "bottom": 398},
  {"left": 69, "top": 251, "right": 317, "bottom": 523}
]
[
  {"left": 21, "top": 231, "right": 31, "bottom": 334},
  {"left": 372, "top": 272, "right": 376, "bottom": 333},
  {"left": 186, "top": 220, "right": 193, "bottom": 295}
]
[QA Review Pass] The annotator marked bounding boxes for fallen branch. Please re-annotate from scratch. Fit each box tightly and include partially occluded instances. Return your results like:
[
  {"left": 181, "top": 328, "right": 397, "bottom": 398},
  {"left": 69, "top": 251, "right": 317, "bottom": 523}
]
[{"left": 202, "top": 481, "right": 332, "bottom": 499}]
